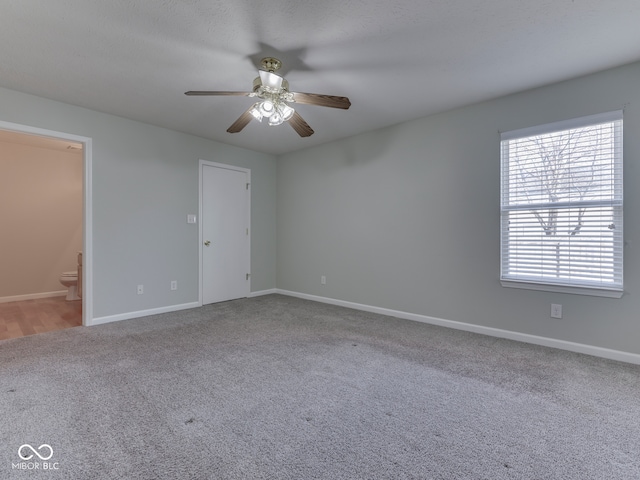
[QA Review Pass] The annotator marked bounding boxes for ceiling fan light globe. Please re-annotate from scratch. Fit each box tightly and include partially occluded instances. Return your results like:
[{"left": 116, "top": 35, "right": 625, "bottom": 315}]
[
  {"left": 249, "top": 104, "right": 263, "bottom": 122},
  {"left": 259, "top": 100, "right": 275, "bottom": 117},
  {"left": 280, "top": 104, "right": 295, "bottom": 121},
  {"left": 268, "top": 112, "right": 283, "bottom": 126}
]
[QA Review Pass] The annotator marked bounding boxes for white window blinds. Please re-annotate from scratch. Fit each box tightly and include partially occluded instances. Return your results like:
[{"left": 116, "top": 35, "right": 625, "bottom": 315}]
[{"left": 500, "top": 111, "right": 623, "bottom": 294}]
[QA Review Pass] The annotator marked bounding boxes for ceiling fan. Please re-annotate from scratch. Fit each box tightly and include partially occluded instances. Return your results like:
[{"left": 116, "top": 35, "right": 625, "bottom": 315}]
[{"left": 185, "top": 57, "right": 351, "bottom": 137}]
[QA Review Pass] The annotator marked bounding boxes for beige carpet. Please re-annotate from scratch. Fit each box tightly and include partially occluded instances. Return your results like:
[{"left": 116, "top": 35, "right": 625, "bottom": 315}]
[{"left": 1, "top": 294, "right": 639, "bottom": 479}]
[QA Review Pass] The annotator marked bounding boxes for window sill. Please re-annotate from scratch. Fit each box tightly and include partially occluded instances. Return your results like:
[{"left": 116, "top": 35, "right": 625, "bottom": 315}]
[{"left": 500, "top": 279, "right": 623, "bottom": 298}]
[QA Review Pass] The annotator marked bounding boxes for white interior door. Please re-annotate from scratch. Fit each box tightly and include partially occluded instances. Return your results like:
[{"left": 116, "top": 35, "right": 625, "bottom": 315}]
[{"left": 201, "top": 162, "right": 250, "bottom": 305}]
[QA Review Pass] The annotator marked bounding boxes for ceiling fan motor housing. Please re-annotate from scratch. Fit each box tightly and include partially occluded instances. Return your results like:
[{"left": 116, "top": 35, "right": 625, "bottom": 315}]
[{"left": 253, "top": 76, "right": 289, "bottom": 92}]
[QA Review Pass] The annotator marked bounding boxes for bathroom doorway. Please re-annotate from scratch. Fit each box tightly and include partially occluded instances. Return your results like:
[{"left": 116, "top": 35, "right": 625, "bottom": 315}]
[{"left": 0, "top": 121, "right": 92, "bottom": 338}]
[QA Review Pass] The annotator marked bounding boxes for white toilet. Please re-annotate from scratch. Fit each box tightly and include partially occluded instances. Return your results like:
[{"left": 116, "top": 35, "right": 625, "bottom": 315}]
[
  {"left": 59, "top": 252, "right": 82, "bottom": 301},
  {"left": 60, "top": 271, "right": 80, "bottom": 300}
]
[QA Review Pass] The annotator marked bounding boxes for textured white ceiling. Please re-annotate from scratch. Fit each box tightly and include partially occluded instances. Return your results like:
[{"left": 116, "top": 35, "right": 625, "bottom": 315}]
[{"left": 1, "top": 0, "right": 640, "bottom": 155}]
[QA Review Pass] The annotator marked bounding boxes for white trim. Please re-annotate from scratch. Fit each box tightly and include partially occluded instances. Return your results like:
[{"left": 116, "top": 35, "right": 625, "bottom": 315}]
[
  {"left": 275, "top": 289, "right": 640, "bottom": 365},
  {"left": 0, "top": 120, "right": 93, "bottom": 326},
  {"left": 501, "top": 279, "right": 623, "bottom": 298},
  {"left": 0, "top": 291, "right": 67, "bottom": 304},
  {"left": 83, "top": 138, "right": 93, "bottom": 325},
  {"left": 88, "top": 302, "right": 200, "bottom": 326},
  {"left": 249, "top": 288, "right": 278, "bottom": 297},
  {"left": 198, "top": 160, "right": 251, "bottom": 306},
  {"left": 500, "top": 110, "right": 623, "bottom": 140}
]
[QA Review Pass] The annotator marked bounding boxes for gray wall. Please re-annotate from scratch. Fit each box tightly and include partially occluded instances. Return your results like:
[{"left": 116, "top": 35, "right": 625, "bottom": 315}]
[
  {"left": 277, "top": 61, "right": 640, "bottom": 356},
  {"left": 0, "top": 87, "right": 277, "bottom": 320}
]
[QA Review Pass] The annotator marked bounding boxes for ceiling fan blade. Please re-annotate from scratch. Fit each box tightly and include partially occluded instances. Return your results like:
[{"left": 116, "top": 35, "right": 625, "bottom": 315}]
[
  {"left": 291, "top": 92, "right": 351, "bottom": 110},
  {"left": 227, "top": 108, "right": 255, "bottom": 133},
  {"left": 289, "top": 112, "right": 314, "bottom": 137},
  {"left": 185, "top": 91, "right": 251, "bottom": 96}
]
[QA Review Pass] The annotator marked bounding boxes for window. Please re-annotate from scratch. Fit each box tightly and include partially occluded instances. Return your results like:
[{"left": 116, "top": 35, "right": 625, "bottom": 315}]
[{"left": 500, "top": 111, "right": 623, "bottom": 297}]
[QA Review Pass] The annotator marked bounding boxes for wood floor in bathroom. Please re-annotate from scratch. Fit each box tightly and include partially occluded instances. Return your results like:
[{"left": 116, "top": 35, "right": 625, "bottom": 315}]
[{"left": 0, "top": 296, "right": 82, "bottom": 341}]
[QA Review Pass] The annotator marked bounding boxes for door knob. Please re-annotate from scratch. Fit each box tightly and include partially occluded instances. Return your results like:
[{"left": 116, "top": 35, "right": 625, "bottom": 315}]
[{"left": 204, "top": 240, "right": 211, "bottom": 247}]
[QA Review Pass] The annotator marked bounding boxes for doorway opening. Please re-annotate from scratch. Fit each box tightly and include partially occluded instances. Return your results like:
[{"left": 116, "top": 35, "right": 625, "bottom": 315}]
[{"left": 0, "top": 120, "right": 92, "bottom": 338}]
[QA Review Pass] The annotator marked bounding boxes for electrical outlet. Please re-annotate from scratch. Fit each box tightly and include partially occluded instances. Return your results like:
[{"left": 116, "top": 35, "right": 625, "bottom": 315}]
[
  {"left": 321, "top": 275, "right": 326, "bottom": 285},
  {"left": 137, "top": 284, "right": 144, "bottom": 295},
  {"left": 171, "top": 280, "right": 177, "bottom": 291},
  {"left": 551, "top": 304, "right": 562, "bottom": 319}
]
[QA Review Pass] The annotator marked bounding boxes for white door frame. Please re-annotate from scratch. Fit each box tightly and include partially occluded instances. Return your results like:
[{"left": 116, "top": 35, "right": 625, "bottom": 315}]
[
  {"left": 198, "top": 160, "right": 251, "bottom": 305},
  {"left": 0, "top": 120, "right": 93, "bottom": 326}
]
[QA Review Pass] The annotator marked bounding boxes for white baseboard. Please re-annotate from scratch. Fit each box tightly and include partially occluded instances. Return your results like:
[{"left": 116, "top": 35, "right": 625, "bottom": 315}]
[
  {"left": 275, "top": 289, "right": 640, "bottom": 366},
  {"left": 0, "top": 291, "right": 67, "bottom": 304},
  {"left": 88, "top": 290, "right": 277, "bottom": 327},
  {"left": 249, "top": 288, "right": 278, "bottom": 298},
  {"left": 89, "top": 302, "right": 200, "bottom": 326}
]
